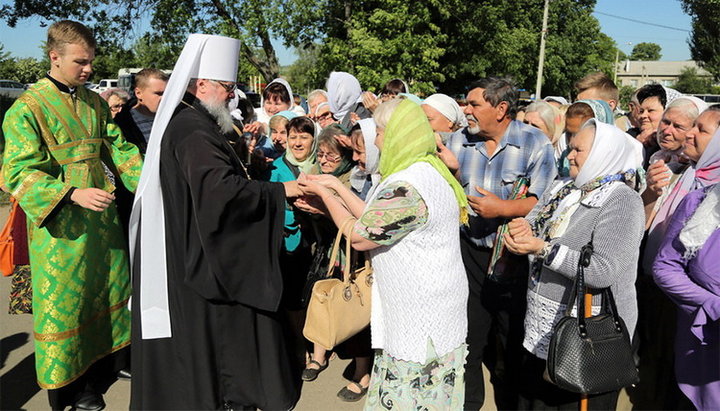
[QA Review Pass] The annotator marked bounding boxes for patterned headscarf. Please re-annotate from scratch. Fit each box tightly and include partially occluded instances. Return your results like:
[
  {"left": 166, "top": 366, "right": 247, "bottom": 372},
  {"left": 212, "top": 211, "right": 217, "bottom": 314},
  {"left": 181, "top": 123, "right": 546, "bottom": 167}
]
[
  {"left": 379, "top": 99, "right": 469, "bottom": 224},
  {"left": 576, "top": 99, "right": 614, "bottom": 125}
]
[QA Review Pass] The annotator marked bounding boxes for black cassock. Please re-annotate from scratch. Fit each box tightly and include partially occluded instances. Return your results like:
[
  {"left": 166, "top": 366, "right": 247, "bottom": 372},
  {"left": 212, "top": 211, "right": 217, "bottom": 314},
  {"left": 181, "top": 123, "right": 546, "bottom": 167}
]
[{"left": 131, "top": 94, "right": 299, "bottom": 410}]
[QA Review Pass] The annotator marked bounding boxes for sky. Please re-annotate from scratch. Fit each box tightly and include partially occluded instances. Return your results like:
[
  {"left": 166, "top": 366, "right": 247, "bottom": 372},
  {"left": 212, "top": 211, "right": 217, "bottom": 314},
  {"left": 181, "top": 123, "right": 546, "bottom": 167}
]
[{"left": 0, "top": 0, "right": 693, "bottom": 67}]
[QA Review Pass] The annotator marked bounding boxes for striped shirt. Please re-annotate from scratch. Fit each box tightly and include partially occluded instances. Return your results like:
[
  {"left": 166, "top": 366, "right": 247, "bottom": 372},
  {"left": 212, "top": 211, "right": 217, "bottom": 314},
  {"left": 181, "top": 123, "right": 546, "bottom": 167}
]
[
  {"left": 448, "top": 120, "right": 557, "bottom": 248},
  {"left": 130, "top": 108, "right": 154, "bottom": 143}
]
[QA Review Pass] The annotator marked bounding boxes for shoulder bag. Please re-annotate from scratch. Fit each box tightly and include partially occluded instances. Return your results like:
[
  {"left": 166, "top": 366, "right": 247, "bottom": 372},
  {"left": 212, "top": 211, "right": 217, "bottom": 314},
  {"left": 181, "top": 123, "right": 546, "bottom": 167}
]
[
  {"left": 303, "top": 217, "right": 373, "bottom": 350},
  {"left": 0, "top": 197, "right": 19, "bottom": 277},
  {"left": 545, "top": 240, "right": 639, "bottom": 394}
]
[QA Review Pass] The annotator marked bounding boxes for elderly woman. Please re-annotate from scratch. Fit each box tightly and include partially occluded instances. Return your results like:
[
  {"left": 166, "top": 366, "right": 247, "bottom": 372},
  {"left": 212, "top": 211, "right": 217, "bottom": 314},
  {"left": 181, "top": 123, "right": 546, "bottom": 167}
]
[
  {"left": 298, "top": 99, "right": 469, "bottom": 409},
  {"left": 421, "top": 93, "right": 467, "bottom": 133},
  {"left": 505, "top": 119, "right": 644, "bottom": 409},
  {"left": 523, "top": 101, "right": 561, "bottom": 146},
  {"left": 348, "top": 119, "right": 382, "bottom": 200},
  {"left": 99, "top": 88, "right": 129, "bottom": 118},
  {"left": 653, "top": 177, "right": 720, "bottom": 410}
]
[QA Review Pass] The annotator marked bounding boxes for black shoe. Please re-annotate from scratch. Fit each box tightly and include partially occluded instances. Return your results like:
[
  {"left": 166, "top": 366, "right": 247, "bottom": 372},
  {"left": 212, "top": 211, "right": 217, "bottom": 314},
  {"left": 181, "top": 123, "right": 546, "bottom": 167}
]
[
  {"left": 117, "top": 368, "right": 131, "bottom": 380},
  {"left": 337, "top": 382, "right": 368, "bottom": 402},
  {"left": 301, "top": 359, "right": 328, "bottom": 382},
  {"left": 72, "top": 391, "right": 105, "bottom": 411}
]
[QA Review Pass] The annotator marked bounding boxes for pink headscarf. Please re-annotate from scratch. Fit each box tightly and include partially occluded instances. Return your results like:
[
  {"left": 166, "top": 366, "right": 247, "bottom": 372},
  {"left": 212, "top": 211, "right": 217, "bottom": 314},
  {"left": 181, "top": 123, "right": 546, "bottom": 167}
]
[{"left": 644, "top": 127, "right": 720, "bottom": 272}]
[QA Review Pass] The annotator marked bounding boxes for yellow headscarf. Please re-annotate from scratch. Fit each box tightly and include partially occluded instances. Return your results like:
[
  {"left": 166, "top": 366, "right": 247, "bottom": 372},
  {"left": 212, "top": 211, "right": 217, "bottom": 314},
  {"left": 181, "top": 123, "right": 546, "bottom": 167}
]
[{"left": 378, "top": 99, "right": 469, "bottom": 224}]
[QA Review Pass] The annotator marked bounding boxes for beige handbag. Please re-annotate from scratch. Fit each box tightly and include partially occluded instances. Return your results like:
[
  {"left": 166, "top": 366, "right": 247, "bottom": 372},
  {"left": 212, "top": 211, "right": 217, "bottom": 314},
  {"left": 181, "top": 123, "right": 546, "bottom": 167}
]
[{"left": 303, "top": 217, "right": 373, "bottom": 350}]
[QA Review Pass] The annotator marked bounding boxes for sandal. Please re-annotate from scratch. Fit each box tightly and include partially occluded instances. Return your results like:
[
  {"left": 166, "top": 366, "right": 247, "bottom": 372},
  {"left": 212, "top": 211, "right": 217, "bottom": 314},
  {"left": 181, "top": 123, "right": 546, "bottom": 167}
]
[
  {"left": 336, "top": 381, "right": 369, "bottom": 402},
  {"left": 301, "top": 359, "right": 328, "bottom": 381}
]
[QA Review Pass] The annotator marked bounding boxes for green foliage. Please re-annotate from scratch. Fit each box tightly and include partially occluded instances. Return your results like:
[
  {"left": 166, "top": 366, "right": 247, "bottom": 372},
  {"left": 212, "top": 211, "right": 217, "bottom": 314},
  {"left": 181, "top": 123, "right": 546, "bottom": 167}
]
[
  {"left": 312, "top": 0, "right": 446, "bottom": 96},
  {"left": 10, "top": 57, "right": 45, "bottom": 83},
  {"left": 673, "top": 66, "right": 715, "bottom": 94},
  {"left": 681, "top": 0, "right": 720, "bottom": 81},
  {"left": 618, "top": 85, "right": 635, "bottom": 110},
  {"left": 435, "top": 0, "right": 615, "bottom": 97},
  {"left": 629, "top": 42, "right": 662, "bottom": 61}
]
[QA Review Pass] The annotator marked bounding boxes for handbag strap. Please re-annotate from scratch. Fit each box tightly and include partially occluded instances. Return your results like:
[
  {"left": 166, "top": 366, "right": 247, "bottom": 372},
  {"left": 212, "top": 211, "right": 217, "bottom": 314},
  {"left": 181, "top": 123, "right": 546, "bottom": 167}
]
[
  {"left": 325, "top": 216, "right": 357, "bottom": 280},
  {"left": 567, "top": 234, "right": 624, "bottom": 336}
]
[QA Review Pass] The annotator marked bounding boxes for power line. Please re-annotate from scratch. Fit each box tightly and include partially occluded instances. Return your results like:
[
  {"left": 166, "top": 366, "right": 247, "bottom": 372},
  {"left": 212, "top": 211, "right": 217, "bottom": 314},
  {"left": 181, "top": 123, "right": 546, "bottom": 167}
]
[{"left": 593, "top": 11, "right": 691, "bottom": 33}]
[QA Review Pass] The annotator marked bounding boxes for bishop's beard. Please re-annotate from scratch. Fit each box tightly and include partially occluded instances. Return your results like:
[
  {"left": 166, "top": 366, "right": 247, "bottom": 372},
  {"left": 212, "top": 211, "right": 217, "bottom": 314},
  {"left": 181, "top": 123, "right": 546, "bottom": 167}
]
[{"left": 200, "top": 95, "right": 234, "bottom": 135}]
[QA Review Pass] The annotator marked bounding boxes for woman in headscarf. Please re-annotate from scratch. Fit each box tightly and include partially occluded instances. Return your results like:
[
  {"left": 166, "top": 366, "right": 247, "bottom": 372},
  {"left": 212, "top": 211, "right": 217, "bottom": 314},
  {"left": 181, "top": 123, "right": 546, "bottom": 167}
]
[
  {"left": 298, "top": 98, "right": 470, "bottom": 409},
  {"left": 635, "top": 104, "right": 717, "bottom": 410},
  {"left": 645, "top": 108, "right": 720, "bottom": 269},
  {"left": 653, "top": 181, "right": 720, "bottom": 410},
  {"left": 326, "top": 72, "right": 372, "bottom": 129},
  {"left": 644, "top": 97, "right": 708, "bottom": 233},
  {"left": 421, "top": 93, "right": 467, "bottom": 133},
  {"left": 349, "top": 119, "right": 382, "bottom": 201},
  {"left": 505, "top": 118, "right": 645, "bottom": 409},
  {"left": 558, "top": 99, "right": 642, "bottom": 181}
]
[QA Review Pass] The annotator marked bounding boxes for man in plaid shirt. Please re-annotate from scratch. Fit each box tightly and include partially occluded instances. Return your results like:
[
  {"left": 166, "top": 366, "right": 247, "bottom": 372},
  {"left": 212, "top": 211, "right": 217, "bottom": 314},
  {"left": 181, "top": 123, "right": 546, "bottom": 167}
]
[{"left": 447, "top": 77, "right": 557, "bottom": 410}]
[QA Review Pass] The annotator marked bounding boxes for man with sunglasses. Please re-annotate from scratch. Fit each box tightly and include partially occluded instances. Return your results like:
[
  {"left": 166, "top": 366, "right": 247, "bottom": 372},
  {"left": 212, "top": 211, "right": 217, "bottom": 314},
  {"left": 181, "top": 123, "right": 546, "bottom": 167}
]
[{"left": 130, "top": 33, "right": 302, "bottom": 410}]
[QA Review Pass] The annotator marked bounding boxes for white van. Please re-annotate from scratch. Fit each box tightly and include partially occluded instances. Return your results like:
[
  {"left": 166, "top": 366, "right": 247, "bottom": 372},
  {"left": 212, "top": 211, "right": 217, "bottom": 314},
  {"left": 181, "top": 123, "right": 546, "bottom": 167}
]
[{"left": 94, "top": 79, "right": 118, "bottom": 93}]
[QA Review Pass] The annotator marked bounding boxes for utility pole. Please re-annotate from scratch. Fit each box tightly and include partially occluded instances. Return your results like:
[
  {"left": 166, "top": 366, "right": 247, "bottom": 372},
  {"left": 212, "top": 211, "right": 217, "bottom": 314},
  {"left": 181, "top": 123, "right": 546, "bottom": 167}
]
[
  {"left": 535, "top": 0, "right": 550, "bottom": 100},
  {"left": 614, "top": 42, "right": 632, "bottom": 84}
]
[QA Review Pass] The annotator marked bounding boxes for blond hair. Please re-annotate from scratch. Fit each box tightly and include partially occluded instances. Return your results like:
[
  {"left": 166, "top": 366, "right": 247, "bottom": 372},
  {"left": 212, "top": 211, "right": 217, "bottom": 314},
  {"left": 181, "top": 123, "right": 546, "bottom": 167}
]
[
  {"left": 46, "top": 20, "right": 96, "bottom": 55},
  {"left": 135, "top": 68, "right": 169, "bottom": 89},
  {"left": 574, "top": 72, "right": 619, "bottom": 103}
]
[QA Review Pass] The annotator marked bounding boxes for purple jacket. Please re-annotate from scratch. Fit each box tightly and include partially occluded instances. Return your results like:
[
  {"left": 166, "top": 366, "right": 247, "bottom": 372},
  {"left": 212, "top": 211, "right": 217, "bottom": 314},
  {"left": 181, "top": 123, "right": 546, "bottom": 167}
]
[{"left": 653, "top": 186, "right": 720, "bottom": 410}]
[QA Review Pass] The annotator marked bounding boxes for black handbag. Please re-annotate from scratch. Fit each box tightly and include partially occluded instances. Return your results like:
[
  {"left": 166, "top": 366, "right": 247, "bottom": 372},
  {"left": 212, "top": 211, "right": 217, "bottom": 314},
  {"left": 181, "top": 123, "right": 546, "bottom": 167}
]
[{"left": 545, "top": 240, "right": 639, "bottom": 394}]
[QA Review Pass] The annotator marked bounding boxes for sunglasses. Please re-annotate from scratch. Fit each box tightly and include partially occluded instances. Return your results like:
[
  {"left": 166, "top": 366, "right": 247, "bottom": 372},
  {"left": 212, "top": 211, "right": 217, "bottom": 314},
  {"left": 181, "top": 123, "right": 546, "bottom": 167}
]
[{"left": 211, "top": 80, "right": 237, "bottom": 93}]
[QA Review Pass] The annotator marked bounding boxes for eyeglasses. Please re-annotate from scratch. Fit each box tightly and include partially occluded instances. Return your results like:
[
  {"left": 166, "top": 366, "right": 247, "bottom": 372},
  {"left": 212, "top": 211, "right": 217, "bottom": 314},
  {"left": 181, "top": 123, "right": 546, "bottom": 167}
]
[
  {"left": 316, "top": 151, "right": 341, "bottom": 162},
  {"left": 311, "top": 111, "right": 333, "bottom": 122},
  {"left": 110, "top": 104, "right": 123, "bottom": 111},
  {"left": 211, "top": 80, "right": 237, "bottom": 93}
]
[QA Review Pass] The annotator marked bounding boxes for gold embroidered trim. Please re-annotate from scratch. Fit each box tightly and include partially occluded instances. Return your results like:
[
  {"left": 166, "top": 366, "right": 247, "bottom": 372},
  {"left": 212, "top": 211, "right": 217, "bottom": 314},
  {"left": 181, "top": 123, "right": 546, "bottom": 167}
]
[
  {"left": 19, "top": 93, "right": 58, "bottom": 147},
  {"left": 32, "top": 91, "right": 91, "bottom": 142},
  {"left": 48, "top": 138, "right": 104, "bottom": 152},
  {"left": 117, "top": 153, "right": 143, "bottom": 175},
  {"left": 36, "top": 340, "right": 131, "bottom": 389},
  {"left": 35, "top": 183, "right": 72, "bottom": 227},
  {"left": 34, "top": 298, "right": 130, "bottom": 342},
  {"left": 11, "top": 170, "right": 44, "bottom": 200},
  {"left": 56, "top": 152, "right": 100, "bottom": 166}
]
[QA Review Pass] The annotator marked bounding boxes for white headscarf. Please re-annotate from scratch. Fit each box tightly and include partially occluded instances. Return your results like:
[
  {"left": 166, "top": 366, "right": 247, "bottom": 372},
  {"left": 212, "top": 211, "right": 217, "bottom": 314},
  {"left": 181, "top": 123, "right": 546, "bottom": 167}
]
[
  {"left": 541, "top": 119, "right": 640, "bottom": 239},
  {"left": 326, "top": 71, "right": 362, "bottom": 122},
  {"left": 255, "top": 78, "right": 295, "bottom": 124},
  {"left": 349, "top": 118, "right": 381, "bottom": 194},
  {"left": 422, "top": 93, "right": 468, "bottom": 129},
  {"left": 662, "top": 86, "right": 683, "bottom": 105},
  {"left": 129, "top": 33, "right": 241, "bottom": 340},
  {"left": 679, "top": 183, "right": 720, "bottom": 259}
]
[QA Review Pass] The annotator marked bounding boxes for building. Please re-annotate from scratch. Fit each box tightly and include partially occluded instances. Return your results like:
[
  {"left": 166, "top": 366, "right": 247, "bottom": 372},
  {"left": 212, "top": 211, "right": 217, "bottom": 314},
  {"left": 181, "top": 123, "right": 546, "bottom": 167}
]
[{"left": 615, "top": 60, "right": 713, "bottom": 89}]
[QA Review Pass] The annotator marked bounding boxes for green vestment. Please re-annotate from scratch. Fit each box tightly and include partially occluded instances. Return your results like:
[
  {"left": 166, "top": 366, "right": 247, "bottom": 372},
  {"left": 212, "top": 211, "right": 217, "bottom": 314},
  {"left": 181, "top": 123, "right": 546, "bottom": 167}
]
[{"left": 1, "top": 78, "right": 142, "bottom": 389}]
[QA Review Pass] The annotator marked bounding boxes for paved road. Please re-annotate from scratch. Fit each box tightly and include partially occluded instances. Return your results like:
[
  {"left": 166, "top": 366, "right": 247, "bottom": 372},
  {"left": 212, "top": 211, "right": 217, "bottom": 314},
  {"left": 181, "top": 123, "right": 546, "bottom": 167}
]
[{"left": 0, "top": 205, "right": 499, "bottom": 410}]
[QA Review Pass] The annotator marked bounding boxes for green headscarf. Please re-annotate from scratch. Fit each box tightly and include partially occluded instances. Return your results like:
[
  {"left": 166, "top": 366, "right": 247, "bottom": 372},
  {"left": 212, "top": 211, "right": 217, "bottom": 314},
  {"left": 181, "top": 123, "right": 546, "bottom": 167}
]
[
  {"left": 378, "top": 99, "right": 469, "bottom": 224},
  {"left": 284, "top": 119, "right": 318, "bottom": 174}
]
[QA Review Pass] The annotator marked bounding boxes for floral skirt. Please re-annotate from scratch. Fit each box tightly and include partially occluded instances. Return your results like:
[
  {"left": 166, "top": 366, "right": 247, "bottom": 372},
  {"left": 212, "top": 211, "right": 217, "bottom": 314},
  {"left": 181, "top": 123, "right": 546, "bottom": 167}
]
[{"left": 364, "top": 341, "right": 467, "bottom": 410}]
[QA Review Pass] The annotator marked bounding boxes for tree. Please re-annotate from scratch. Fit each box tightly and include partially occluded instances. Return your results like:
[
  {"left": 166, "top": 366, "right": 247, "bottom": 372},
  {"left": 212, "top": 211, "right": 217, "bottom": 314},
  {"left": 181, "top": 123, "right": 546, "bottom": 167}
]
[
  {"left": 434, "top": 0, "right": 617, "bottom": 97},
  {"left": 0, "top": 42, "right": 13, "bottom": 79},
  {"left": 0, "top": 0, "right": 323, "bottom": 83},
  {"left": 10, "top": 57, "right": 46, "bottom": 83},
  {"left": 629, "top": 42, "right": 662, "bottom": 61},
  {"left": 673, "top": 66, "right": 714, "bottom": 94},
  {"left": 681, "top": 0, "right": 720, "bottom": 81}
]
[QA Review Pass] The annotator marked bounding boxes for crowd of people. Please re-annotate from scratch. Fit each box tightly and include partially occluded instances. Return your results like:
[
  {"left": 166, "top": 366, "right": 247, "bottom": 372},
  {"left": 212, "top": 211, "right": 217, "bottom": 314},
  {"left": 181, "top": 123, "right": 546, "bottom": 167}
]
[{"left": 1, "top": 20, "right": 719, "bottom": 411}]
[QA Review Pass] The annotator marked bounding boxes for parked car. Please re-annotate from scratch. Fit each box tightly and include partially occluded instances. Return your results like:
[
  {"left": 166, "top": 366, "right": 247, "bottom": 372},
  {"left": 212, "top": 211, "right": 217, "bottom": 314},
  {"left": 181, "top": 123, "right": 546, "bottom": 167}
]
[
  {"left": 94, "top": 79, "right": 118, "bottom": 93},
  {"left": 0, "top": 80, "right": 26, "bottom": 98}
]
